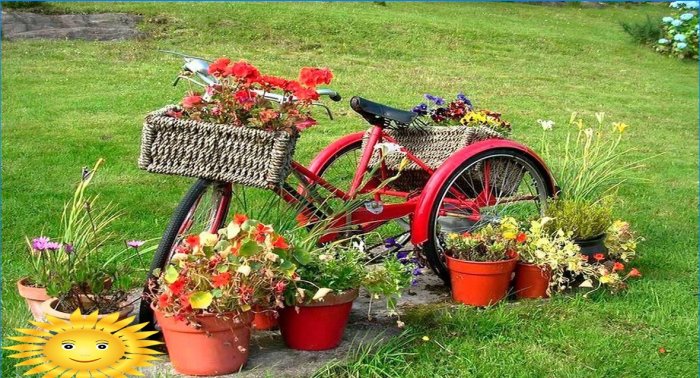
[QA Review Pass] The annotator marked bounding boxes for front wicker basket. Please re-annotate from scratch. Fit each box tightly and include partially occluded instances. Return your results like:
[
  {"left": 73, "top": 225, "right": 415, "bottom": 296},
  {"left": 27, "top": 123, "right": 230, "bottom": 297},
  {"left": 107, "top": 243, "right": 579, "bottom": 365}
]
[{"left": 139, "top": 106, "right": 298, "bottom": 189}]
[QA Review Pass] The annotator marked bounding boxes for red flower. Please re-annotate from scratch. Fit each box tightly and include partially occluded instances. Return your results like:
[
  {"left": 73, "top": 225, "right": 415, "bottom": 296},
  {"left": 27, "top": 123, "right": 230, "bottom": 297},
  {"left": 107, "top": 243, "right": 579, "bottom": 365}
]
[
  {"left": 613, "top": 262, "right": 625, "bottom": 271},
  {"left": 593, "top": 253, "right": 605, "bottom": 262},
  {"left": 274, "top": 281, "right": 287, "bottom": 294},
  {"left": 253, "top": 222, "right": 272, "bottom": 243},
  {"left": 461, "top": 232, "right": 472, "bottom": 238},
  {"left": 212, "top": 272, "right": 232, "bottom": 288},
  {"left": 167, "top": 109, "right": 183, "bottom": 118},
  {"left": 158, "top": 293, "right": 171, "bottom": 308},
  {"left": 293, "top": 86, "right": 320, "bottom": 101},
  {"left": 182, "top": 94, "right": 203, "bottom": 109},
  {"left": 271, "top": 234, "right": 289, "bottom": 250},
  {"left": 284, "top": 80, "right": 304, "bottom": 93},
  {"left": 296, "top": 212, "right": 310, "bottom": 227},
  {"left": 516, "top": 232, "right": 527, "bottom": 244},
  {"left": 233, "top": 213, "right": 248, "bottom": 225},
  {"left": 227, "top": 60, "right": 261, "bottom": 84},
  {"left": 628, "top": 268, "right": 641, "bottom": 278},
  {"left": 234, "top": 90, "right": 257, "bottom": 104},
  {"left": 299, "top": 67, "right": 333, "bottom": 88},
  {"left": 260, "top": 75, "right": 288, "bottom": 89},
  {"left": 259, "top": 109, "right": 280, "bottom": 124},
  {"left": 208, "top": 57, "right": 231, "bottom": 77},
  {"left": 185, "top": 235, "right": 200, "bottom": 248},
  {"left": 295, "top": 118, "right": 317, "bottom": 131},
  {"left": 237, "top": 285, "right": 254, "bottom": 302},
  {"left": 168, "top": 277, "right": 187, "bottom": 296},
  {"left": 658, "top": 347, "right": 667, "bottom": 354}
]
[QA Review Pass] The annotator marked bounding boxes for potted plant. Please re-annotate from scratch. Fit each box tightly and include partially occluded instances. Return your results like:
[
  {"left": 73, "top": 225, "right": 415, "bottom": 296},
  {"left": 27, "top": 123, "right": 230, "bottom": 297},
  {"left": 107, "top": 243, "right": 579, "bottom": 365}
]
[
  {"left": 443, "top": 217, "right": 520, "bottom": 306},
  {"left": 150, "top": 216, "right": 296, "bottom": 376},
  {"left": 514, "top": 218, "right": 591, "bottom": 299},
  {"left": 544, "top": 198, "right": 613, "bottom": 261},
  {"left": 279, "top": 236, "right": 416, "bottom": 351}
]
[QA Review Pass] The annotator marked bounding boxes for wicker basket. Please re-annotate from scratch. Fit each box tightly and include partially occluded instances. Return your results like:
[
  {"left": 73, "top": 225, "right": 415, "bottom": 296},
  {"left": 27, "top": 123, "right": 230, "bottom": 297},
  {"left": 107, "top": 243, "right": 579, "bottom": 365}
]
[
  {"left": 139, "top": 106, "right": 298, "bottom": 189},
  {"left": 362, "top": 125, "right": 523, "bottom": 194}
]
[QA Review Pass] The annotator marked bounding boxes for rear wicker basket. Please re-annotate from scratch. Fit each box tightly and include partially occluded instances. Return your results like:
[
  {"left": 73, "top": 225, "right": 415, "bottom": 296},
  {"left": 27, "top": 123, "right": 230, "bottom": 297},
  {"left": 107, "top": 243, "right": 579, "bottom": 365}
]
[
  {"left": 139, "top": 106, "right": 298, "bottom": 189},
  {"left": 362, "top": 125, "right": 523, "bottom": 194}
]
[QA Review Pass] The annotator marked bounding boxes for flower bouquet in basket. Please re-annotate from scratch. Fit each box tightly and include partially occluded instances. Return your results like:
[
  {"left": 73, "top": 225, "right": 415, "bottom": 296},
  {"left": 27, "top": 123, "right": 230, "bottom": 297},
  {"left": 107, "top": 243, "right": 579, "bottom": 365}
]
[
  {"left": 139, "top": 58, "right": 333, "bottom": 189},
  {"left": 149, "top": 216, "right": 296, "bottom": 376}
]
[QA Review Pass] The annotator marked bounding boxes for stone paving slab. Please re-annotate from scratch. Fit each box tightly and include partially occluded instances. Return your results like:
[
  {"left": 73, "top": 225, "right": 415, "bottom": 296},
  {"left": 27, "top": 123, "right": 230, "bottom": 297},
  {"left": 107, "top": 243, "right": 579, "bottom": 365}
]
[
  {"left": 2, "top": 12, "right": 142, "bottom": 41},
  {"left": 143, "top": 271, "right": 450, "bottom": 377}
]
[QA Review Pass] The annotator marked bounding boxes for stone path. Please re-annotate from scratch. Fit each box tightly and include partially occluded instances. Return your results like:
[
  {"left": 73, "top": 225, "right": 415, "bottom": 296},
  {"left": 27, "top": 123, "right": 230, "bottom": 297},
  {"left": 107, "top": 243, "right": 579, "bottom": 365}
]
[
  {"left": 143, "top": 271, "right": 450, "bottom": 377},
  {"left": 2, "top": 12, "right": 142, "bottom": 41}
]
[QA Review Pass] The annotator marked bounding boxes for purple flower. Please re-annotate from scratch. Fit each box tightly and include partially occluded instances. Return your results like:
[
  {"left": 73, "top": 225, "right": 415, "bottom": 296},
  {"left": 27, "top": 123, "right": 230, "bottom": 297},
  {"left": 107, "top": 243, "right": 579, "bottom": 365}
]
[
  {"left": 396, "top": 251, "right": 410, "bottom": 260},
  {"left": 411, "top": 278, "right": 418, "bottom": 286},
  {"left": 412, "top": 103, "right": 428, "bottom": 115},
  {"left": 456, "top": 92, "right": 473, "bottom": 107},
  {"left": 423, "top": 94, "right": 445, "bottom": 105},
  {"left": 63, "top": 244, "right": 74, "bottom": 254},
  {"left": 32, "top": 237, "right": 50, "bottom": 250},
  {"left": 45, "top": 242, "right": 61, "bottom": 251},
  {"left": 126, "top": 240, "right": 146, "bottom": 249},
  {"left": 412, "top": 267, "right": 423, "bottom": 276}
]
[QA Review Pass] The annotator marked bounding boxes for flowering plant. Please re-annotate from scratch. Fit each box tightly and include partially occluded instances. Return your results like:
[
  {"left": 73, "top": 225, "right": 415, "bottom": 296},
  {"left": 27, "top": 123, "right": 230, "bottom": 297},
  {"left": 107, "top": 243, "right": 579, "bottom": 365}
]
[
  {"left": 172, "top": 58, "right": 333, "bottom": 133},
  {"left": 26, "top": 160, "right": 151, "bottom": 313},
  {"left": 412, "top": 93, "right": 511, "bottom": 135},
  {"left": 152, "top": 215, "right": 296, "bottom": 324},
  {"left": 656, "top": 1, "right": 698, "bottom": 59},
  {"left": 604, "top": 220, "right": 642, "bottom": 263},
  {"left": 587, "top": 260, "right": 642, "bottom": 294},
  {"left": 444, "top": 217, "right": 521, "bottom": 262}
]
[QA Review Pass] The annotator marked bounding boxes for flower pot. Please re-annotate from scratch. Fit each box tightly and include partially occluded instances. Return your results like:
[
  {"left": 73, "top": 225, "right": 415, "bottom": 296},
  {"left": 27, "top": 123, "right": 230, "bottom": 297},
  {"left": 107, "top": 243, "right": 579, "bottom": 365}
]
[
  {"left": 42, "top": 297, "right": 133, "bottom": 321},
  {"left": 279, "top": 288, "right": 358, "bottom": 351},
  {"left": 155, "top": 310, "right": 253, "bottom": 376},
  {"left": 17, "top": 277, "right": 51, "bottom": 321},
  {"left": 252, "top": 307, "right": 278, "bottom": 331},
  {"left": 513, "top": 263, "right": 551, "bottom": 300},
  {"left": 445, "top": 255, "right": 517, "bottom": 306},
  {"left": 575, "top": 233, "right": 608, "bottom": 262}
]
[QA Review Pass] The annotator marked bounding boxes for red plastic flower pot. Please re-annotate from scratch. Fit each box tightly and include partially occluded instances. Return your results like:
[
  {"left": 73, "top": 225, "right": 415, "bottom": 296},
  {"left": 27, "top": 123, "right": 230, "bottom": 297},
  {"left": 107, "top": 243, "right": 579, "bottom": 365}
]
[
  {"left": 155, "top": 310, "right": 253, "bottom": 376},
  {"left": 446, "top": 255, "right": 517, "bottom": 307},
  {"left": 279, "top": 289, "right": 358, "bottom": 351},
  {"left": 252, "top": 307, "right": 279, "bottom": 331},
  {"left": 513, "top": 262, "right": 551, "bottom": 300}
]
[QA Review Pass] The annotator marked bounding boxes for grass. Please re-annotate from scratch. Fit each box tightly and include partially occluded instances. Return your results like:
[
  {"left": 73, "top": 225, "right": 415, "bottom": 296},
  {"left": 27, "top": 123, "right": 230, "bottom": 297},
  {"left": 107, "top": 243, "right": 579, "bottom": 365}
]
[{"left": 2, "top": 2, "right": 698, "bottom": 377}]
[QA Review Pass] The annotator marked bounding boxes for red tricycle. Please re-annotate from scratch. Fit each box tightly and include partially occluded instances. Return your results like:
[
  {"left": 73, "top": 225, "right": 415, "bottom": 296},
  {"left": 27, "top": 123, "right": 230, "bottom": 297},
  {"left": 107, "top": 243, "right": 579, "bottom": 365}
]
[{"left": 138, "top": 54, "right": 557, "bottom": 325}]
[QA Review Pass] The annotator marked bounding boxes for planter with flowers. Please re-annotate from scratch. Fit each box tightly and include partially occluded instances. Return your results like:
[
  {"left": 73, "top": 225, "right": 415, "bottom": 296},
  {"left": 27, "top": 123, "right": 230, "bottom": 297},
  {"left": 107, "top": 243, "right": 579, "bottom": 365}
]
[
  {"left": 19, "top": 159, "right": 150, "bottom": 321},
  {"left": 443, "top": 217, "right": 520, "bottom": 307},
  {"left": 139, "top": 58, "right": 333, "bottom": 189},
  {"left": 514, "top": 218, "right": 591, "bottom": 299},
  {"left": 150, "top": 217, "right": 296, "bottom": 376},
  {"left": 280, "top": 235, "right": 415, "bottom": 351}
]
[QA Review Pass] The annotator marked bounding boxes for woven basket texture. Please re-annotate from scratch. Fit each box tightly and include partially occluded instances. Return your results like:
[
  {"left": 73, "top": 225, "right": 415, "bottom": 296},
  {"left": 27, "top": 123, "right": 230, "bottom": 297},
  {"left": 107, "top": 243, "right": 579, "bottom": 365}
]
[
  {"left": 139, "top": 106, "right": 298, "bottom": 189},
  {"left": 361, "top": 125, "right": 523, "bottom": 194}
]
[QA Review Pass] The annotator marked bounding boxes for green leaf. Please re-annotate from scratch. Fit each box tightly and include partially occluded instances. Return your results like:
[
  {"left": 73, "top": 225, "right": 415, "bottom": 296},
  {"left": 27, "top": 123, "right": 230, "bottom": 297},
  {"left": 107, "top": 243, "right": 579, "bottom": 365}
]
[
  {"left": 292, "top": 249, "right": 312, "bottom": 265},
  {"left": 151, "top": 268, "right": 162, "bottom": 277},
  {"left": 164, "top": 265, "right": 178, "bottom": 284},
  {"left": 239, "top": 240, "right": 260, "bottom": 257},
  {"left": 217, "top": 264, "right": 229, "bottom": 273},
  {"left": 215, "top": 240, "right": 230, "bottom": 251},
  {"left": 212, "top": 289, "right": 223, "bottom": 298},
  {"left": 189, "top": 291, "right": 213, "bottom": 309}
]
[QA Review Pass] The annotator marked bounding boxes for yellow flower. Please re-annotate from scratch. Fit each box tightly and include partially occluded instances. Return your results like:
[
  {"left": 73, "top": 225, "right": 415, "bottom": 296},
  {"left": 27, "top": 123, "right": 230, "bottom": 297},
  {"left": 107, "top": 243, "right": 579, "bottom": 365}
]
[
  {"left": 599, "top": 274, "right": 612, "bottom": 284},
  {"left": 199, "top": 231, "right": 219, "bottom": 247},
  {"left": 613, "top": 122, "right": 628, "bottom": 133},
  {"left": 502, "top": 231, "right": 516, "bottom": 240},
  {"left": 422, "top": 336, "right": 430, "bottom": 342}
]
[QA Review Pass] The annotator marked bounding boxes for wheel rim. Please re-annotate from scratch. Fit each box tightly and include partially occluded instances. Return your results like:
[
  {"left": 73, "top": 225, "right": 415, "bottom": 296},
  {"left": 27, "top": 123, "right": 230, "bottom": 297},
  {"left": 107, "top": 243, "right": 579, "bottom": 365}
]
[{"left": 430, "top": 153, "right": 549, "bottom": 274}]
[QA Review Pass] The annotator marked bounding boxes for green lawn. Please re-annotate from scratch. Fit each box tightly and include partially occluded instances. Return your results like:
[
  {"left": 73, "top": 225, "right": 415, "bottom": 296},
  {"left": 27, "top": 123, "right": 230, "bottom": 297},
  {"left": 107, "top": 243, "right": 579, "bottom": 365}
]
[{"left": 2, "top": 2, "right": 698, "bottom": 377}]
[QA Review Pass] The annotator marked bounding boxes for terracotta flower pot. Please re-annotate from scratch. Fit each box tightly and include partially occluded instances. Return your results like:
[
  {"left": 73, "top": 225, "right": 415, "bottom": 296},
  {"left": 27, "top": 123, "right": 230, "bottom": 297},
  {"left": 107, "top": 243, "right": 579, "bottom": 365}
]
[
  {"left": 17, "top": 277, "right": 51, "bottom": 321},
  {"left": 252, "top": 307, "right": 279, "bottom": 331},
  {"left": 575, "top": 233, "right": 608, "bottom": 262},
  {"left": 42, "top": 297, "right": 134, "bottom": 321},
  {"left": 279, "top": 288, "right": 358, "bottom": 351},
  {"left": 155, "top": 310, "right": 253, "bottom": 376},
  {"left": 514, "top": 263, "right": 551, "bottom": 300},
  {"left": 445, "top": 255, "right": 517, "bottom": 307}
]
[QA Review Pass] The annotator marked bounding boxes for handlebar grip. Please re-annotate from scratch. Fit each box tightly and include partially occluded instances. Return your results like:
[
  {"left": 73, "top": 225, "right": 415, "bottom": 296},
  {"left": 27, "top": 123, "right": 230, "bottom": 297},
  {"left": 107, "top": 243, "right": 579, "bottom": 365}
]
[{"left": 329, "top": 93, "right": 342, "bottom": 102}]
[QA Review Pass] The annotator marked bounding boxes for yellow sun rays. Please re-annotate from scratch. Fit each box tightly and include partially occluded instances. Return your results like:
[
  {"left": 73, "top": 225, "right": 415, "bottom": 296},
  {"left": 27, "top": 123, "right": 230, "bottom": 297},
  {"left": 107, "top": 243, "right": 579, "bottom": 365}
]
[{"left": 3, "top": 309, "right": 162, "bottom": 378}]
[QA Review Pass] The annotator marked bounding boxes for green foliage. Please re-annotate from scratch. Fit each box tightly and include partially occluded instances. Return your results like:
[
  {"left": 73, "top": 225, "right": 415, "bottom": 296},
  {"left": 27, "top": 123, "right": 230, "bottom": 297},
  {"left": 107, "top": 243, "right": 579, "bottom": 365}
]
[
  {"left": 444, "top": 217, "right": 520, "bottom": 262},
  {"left": 544, "top": 197, "right": 613, "bottom": 240},
  {"left": 622, "top": 16, "right": 663, "bottom": 44}
]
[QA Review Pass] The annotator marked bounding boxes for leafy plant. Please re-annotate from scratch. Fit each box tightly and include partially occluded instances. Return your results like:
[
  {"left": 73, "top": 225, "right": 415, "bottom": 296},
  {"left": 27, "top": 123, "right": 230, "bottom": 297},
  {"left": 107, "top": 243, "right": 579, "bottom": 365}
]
[
  {"left": 544, "top": 197, "right": 613, "bottom": 240},
  {"left": 412, "top": 93, "right": 512, "bottom": 135},
  {"left": 621, "top": 16, "right": 663, "bottom": 45},
  {"left": 444, "top": 217, "right": 521, "bottom": 262},
  {"left": 151, "top": 216, "right": 296, "bottom": 325},
  {"left": 605, "top": 220, "right": 642, "bottom": 262},
  {"left": 655, "top": 2, "right": 699, "bottom": 59}
]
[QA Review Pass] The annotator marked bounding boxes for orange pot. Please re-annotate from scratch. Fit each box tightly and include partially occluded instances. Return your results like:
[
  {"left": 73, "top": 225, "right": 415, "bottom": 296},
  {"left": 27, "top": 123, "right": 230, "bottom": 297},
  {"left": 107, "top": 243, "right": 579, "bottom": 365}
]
[
  {"left": 252, "top": 307, "right": 278, "bottom": 331},
  {"left": 42, "top": 297, "right": 134, "bottom": 321},
  {"left": 446, "top": 255, "right": 517, "bottom": 307},
  {"left": 17, "top": 277, "right": 51, "bottom": 321},
  {"left": 514, "top": 263, "right": 551, "bottom": 300},
  {"left": 155, "top": 310, "right": 252, "bottom": 376}
]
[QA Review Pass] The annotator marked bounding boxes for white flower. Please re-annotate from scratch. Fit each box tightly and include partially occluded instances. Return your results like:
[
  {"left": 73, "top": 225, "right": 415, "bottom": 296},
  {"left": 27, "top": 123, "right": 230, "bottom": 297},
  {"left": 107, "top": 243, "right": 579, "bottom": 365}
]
[
  {"left": 374, "top": 142, "right": 404, "bottom": 155},
  {"left": 237, "top": 265, "right": 251, "bottom": 276},
  {"left": 199, "top": 231, "right": 219, "bottom": 247},
  {"left": 537, "top": 119, "right": 555, "bottom": 130},
  {"left": 312, "top": 288, "right": 332, "bottom": 301},
  {"left": 584, "top": 128, "right": 594, "bottom": 138}
]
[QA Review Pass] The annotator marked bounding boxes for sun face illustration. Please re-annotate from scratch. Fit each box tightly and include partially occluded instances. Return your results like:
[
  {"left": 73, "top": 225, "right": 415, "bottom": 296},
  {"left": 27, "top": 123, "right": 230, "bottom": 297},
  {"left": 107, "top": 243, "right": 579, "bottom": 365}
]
[{"left": 4, "top": 309, "right": 162, "bottom": 378}]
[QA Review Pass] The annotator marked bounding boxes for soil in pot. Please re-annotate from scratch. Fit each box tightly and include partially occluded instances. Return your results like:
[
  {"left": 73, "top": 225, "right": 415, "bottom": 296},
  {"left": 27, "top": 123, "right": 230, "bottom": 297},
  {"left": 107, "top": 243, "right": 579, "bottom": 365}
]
[
  {"left": 42, "top": 297, "right": 133, "bottom": 321},
  {"left": 513, "top": 263, "right": 551, "bottom": 300},
  {"left": 279, "top": 288, "right": 358, "bottom": 351},
  {"left": 17, "top": 277, "right": 51, "bottom": 321},
  {"left": 446, "top": 255, "right": 517, "bottom": 307},
  {"left": 575, "top": 233, "right": 608, "bottom": 262},
  {"left": 252, "top": 307, "right": 278, "bottom": 331},
  {"left": 155, "top": 310, "right": 253, "bottom": 376}
]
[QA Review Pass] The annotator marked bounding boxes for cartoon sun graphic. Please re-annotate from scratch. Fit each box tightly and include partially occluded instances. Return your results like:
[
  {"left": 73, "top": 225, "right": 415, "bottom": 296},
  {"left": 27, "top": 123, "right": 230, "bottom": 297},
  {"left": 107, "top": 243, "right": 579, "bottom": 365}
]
[{"left": 4, "top": 309, "right": 162, "bottom": 377}]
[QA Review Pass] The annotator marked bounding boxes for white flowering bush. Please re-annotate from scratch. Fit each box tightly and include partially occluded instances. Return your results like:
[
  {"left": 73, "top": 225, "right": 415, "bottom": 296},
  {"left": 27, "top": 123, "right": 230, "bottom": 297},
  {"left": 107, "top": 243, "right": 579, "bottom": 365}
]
[{"left": 657, "top": 1, "right": 699, "bottom": 59}]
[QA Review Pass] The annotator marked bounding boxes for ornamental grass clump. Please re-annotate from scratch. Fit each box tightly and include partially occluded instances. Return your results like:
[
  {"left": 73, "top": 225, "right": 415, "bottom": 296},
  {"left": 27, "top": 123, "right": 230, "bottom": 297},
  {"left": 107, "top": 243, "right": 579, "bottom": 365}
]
[
  {"left": 172, "top": 58, "right": 333, "bottom": 133},
  {"left": 544, "top": 197, "right": 613, "bottom": 240},
  {"left": 444, "top": 217, "right": 521, "bottom": 262}
]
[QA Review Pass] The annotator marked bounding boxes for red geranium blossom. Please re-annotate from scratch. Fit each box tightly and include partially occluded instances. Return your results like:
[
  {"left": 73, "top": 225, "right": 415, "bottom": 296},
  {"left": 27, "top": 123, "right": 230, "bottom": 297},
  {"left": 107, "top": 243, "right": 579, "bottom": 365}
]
[
  {"left": 260, "top": 75, "right": 288, "bottom": 89},
  {"left": 208, "top": 57, "right": 231, "bottom": 77},
  {"left": 516, "top": 232, "right": 527, "bottom": 244},
  {"left": 185, "top": 235, "right": 200, "bottom": 248},
  {"left": 212, "top": 272, "right": 232, "bottom": 288},
  {"left": 168, "top": 277, "right": 187, "bottom": 296},
  {"left": 593, "top": 253, "right": 605, "bottom": 262},
  {"left": 299, "top": 67, "right": 333, "bottom": 88},
  {"left": 234, "top": 213, "right": 248, "bottom": 225},
  {"left": 613, "top": 262, "right": 625, "bottom": 271},
  {"left": 182, "top": 94, "right": 203, "bottom": 109},
  {"left": 293, "top": 86, "right": 320, "bottom": 101},
  {"left": 234, "top": 89, "right": 257, "bottom": 104},
  {"left": 227, "top": 60, "right": 261, "bottom": 84},
  {"left": 158, "top": 293, "right": 171, "bottom": 308},
  {"left": 271, "top": 235, "right": 289, "bottom": 250},
  {"left": 628, "top": 268, "right": 642, "bottom": 278}
]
